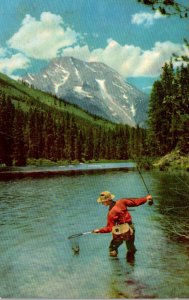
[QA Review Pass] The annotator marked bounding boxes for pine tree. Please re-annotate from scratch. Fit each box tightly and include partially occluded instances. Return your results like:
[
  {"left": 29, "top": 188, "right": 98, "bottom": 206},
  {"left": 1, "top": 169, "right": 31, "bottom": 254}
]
[
  {"left": 147, "top": 60, "right": 189, "bottom": 156},
  {"left": 12, "top": 109, "right": 27, "bottom": 166},
  {"left": 0, "top": 95, "right": 15, "bottom": 165},
  {"left": 44, "top": 111, "right": 56, "bottom": 160}
]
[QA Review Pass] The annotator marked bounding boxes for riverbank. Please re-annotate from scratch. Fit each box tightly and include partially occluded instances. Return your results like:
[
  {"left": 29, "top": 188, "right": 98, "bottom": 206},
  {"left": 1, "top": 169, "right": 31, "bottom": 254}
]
[
  {"left": 153, "top": 150, "right": 189, "bottom": 171},
  {"left": 1, "top": 152, "right": 189, "bottom": 178},
  {"left": 0, "top": 161, "right": 136, "bottom": 180}
]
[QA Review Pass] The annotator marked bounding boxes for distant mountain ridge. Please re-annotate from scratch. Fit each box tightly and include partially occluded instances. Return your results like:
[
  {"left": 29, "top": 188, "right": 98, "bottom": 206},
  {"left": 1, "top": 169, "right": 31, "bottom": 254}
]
[{"left": 24, "top": 57, "right": 149, "bottom": 127}]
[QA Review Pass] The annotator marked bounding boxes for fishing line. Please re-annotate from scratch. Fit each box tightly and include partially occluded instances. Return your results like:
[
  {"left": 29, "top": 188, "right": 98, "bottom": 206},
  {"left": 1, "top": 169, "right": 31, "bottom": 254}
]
[
  {"left": 167, "top": 175, "right": 189, "bottom": 197},
  {"left": 157, "top": 205, "right": 189, "bottom": 211},
  {"left": 174, "top": 174, "right": 189, "bottom": 189},
  {"left": 169, "top": 188, "right": 189, "bottom": 197}
]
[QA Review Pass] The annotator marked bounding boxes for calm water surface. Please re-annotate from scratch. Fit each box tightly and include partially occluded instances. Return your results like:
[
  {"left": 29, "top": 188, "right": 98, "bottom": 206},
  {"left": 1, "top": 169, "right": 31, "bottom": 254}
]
[{"left": 0, "top": 167, "right": 189, "bottom": 298}]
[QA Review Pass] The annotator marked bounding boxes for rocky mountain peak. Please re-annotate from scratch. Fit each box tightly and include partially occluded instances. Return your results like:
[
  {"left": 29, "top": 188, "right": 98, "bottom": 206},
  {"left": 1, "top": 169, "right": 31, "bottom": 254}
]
[{"left": 24, "top": 56, "right": 149, "bottom": 127}]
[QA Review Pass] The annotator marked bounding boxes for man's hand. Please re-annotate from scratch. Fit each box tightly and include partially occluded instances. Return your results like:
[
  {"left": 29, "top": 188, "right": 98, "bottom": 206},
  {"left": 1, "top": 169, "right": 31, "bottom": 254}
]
[
  {"left": 92, "top": 229, "right": 100, "bottom": 233},
  {"left": 146, "top": 194, "right": 153, "bottom": 205}
]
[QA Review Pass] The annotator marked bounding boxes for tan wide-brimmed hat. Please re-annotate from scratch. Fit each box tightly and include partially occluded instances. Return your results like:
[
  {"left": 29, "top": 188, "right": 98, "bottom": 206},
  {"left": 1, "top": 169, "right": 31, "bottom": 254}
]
[{"left": 97, "top": 191, "right": 115, "bottom": 203}]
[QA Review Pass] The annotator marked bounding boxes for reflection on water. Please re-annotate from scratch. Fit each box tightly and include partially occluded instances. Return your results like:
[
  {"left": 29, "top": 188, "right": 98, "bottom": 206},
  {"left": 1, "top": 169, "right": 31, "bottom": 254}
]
[
  {"left": 151, "top": 171, "right": 189, "bottom": 242},
  {"left": 0, "top": 169, "right": 189, "bottom": 298}
]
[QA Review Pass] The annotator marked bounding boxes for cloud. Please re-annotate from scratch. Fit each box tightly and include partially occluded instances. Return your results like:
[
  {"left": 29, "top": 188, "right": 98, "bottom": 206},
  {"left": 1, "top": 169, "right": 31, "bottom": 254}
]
[
  {"left": 131, "top": 11, "right": 164, "bottom": 26},
  {"left": 2, "top": 11, "right": 188, "bottom": 79},
  {"left": 62, "top": 39, "right": 188, "bottom": 77},
  {"left": 0, "top": 46, "right": 7, "bottom": 57},
  {"left": 7, "top": 12, "right": 78, "bottom": 59},
  {"left": 0, "top": 53, "right": 30, "bottom": 76}
]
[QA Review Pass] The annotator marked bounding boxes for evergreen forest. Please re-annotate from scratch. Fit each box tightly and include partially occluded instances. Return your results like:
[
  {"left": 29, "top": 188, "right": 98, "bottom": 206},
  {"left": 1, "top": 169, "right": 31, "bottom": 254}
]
[
  {"left": 0, "top": 73, "right": 146, "bottom": 166},
  {"left": 0, "top": 60, "right": 188, "bottom": 167},
  {"left": 147, "top": 61, "right": 189, "bottom": 156}
]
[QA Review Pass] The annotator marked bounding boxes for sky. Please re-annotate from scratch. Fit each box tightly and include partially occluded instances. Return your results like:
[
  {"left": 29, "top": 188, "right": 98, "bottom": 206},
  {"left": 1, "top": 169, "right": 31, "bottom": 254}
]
[{"left": 0, "top": 0, "right": 188, "bottom": 93}]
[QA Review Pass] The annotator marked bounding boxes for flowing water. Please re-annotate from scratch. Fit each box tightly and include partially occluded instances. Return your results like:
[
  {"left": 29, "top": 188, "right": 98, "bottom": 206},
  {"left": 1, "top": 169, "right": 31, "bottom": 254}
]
[{"left": 0, "top": 166, "right": 189, "bottom": 298}]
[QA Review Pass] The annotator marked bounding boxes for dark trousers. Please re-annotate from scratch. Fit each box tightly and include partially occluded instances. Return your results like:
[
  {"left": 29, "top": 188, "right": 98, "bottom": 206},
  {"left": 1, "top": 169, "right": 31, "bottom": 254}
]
[{"left": 109, "top": 224, "right": 136, "bottom": 255}]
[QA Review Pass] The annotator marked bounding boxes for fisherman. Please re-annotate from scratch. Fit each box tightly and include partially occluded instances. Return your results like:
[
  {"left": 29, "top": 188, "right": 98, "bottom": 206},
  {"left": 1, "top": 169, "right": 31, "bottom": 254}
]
[{"left": 92, "top": 191, "right": 153, "bottom": 261}]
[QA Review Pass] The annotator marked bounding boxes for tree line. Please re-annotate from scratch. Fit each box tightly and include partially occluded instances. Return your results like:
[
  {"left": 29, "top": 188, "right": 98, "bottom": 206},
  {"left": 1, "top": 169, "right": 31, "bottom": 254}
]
[
  {"left": 1, "top": 60, "right": 188, "bottom": 167},
  {"left": 147, "top": 61, "right": 189, "bottom": 156},
  {"left": 0, "top": 92, "right": 146, "bottom": 166}
]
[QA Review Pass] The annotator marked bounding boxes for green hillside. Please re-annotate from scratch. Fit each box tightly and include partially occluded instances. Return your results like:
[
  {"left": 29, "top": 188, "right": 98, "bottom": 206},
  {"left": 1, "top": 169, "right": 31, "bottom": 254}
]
[
  {"left": 0, "top": 73, "right": 146, "bottom": 166},
  {"left": 0, "top": 72, "right": 114, "bottom": 128}
]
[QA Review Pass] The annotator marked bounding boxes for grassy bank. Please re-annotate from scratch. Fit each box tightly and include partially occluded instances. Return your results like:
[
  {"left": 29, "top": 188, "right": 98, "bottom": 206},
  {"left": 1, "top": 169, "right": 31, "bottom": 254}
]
[
  {"left": 30, "top": 153, "right": 189, "bottom": 172},
  {"left": 26, "top": 158, "right": 133, "bottom": 167},
  {"left": 3, "top": 153, "right": 189, "bottom": 171},
  {"left": 153, "top": 150, "right": 189, "bottom": 171}
]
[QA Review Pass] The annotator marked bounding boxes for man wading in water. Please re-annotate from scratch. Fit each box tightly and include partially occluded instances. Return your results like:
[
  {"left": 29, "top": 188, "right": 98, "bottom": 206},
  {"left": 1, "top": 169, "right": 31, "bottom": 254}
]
[{"left": 92, "top": 191, "right": 153, "bottom": 262}]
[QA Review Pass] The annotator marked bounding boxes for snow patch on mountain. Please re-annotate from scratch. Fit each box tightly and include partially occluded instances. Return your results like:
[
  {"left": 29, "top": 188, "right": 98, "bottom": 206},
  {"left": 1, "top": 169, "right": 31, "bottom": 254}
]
[
  {"left": 130, "top": 104, "right": 136, "bottom": 117},
  {"left": 28, "top": 73, "right": 34, "bottom": 81},
  {"left": 96, "top": 79, "right": 132, "bottom": 122},
  {"left": 123, "top": 95, "right": 128, "bottom": 100},
  {"left": 74, "top": 86, "right": 92, "bottom": 98},
  {"left": 84, "top": 63, "right": 97, "bottom": 73},
  {"left": 74, "top": 67, "right": 81, "bottom": 82},
  {"left": 54, "top": 82, "right": 64, "bottom": 94}
]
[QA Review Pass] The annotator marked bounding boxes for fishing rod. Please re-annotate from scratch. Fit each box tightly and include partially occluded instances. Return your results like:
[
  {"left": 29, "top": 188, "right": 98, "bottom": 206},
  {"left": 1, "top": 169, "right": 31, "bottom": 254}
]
[{"left": 137, "top": 166, "right": 153, "bottom": 206}]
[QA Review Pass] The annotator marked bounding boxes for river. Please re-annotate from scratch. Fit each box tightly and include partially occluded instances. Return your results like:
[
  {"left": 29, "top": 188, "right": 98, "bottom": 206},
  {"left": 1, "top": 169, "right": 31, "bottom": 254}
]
[{"left": 0, "top": 165, "right": 189, "bottom": 298}]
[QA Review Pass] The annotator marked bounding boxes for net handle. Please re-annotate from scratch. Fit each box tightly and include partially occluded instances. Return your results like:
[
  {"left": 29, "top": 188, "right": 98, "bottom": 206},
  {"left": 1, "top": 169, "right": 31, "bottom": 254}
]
[{"left": 68, "top": 231, "right": 92, "bottom": 239}]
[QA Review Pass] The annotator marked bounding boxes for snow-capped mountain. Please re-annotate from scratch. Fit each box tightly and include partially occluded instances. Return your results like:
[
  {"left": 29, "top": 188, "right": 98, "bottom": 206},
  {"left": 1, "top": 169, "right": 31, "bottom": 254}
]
[{"left": 24, "top": 57, "right": 149, "bottom": 127}]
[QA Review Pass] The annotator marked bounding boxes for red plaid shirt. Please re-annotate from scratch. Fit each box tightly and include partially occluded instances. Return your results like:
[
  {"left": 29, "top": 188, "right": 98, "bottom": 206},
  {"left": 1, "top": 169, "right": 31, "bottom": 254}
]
[{"left": 98, "top": 197, "right": 148, "bottom": 233}]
